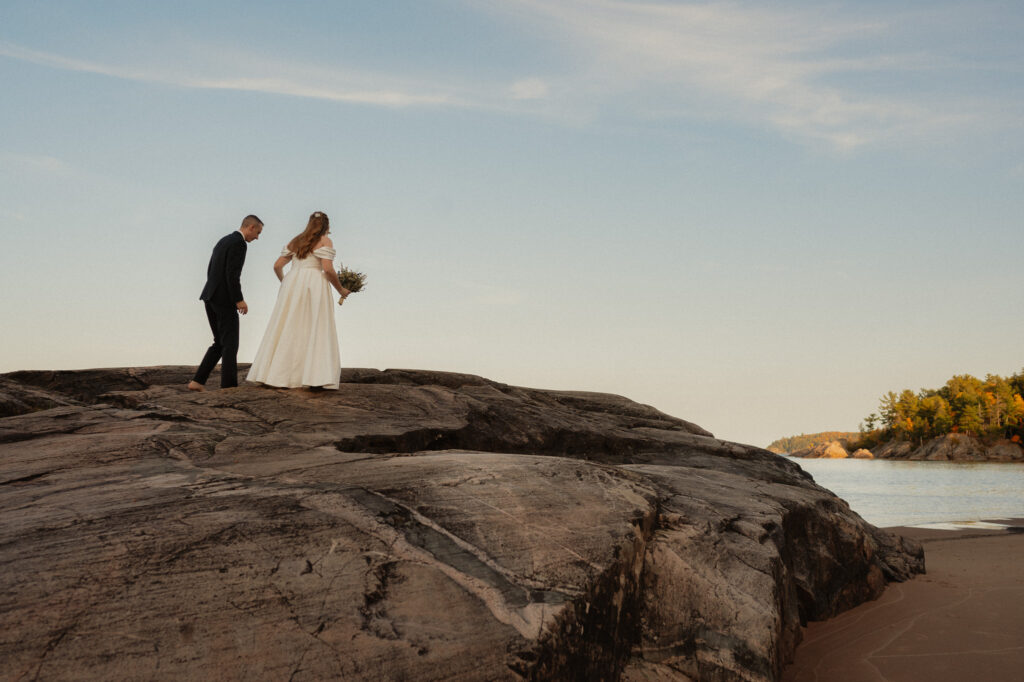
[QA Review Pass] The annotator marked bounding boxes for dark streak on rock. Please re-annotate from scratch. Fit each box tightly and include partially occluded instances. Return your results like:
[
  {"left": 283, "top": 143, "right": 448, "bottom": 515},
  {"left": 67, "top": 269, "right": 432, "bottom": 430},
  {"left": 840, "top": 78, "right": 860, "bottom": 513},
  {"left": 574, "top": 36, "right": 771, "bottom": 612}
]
[
  {"left": 516, "top": 502, "right": 659, "bottom": 681},
  {"left": 1, "top": 471, "right": 53, "bottom": 486}
]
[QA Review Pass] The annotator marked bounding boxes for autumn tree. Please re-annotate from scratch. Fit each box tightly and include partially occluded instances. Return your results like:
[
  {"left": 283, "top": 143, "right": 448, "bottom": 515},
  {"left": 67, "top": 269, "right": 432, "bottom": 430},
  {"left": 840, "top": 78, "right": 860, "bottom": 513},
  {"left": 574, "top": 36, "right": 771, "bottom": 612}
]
[{"left": 862, "top": 369, "right": 1024, "bottom": 445}]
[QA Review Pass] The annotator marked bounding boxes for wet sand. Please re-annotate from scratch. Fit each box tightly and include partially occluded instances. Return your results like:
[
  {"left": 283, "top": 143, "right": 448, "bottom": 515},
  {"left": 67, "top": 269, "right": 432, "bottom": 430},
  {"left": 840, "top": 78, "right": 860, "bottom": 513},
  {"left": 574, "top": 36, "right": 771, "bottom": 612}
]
[{"left": 783, "top": 519, "right": 1024, "bottom": 682}]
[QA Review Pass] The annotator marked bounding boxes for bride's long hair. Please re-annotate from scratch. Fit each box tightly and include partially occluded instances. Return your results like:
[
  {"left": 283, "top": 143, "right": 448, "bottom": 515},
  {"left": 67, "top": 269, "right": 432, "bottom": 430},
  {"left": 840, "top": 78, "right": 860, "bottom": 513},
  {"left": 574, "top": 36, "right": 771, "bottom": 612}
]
[{"left": 287, "top": 211, "right": 330, "bottom": 258}]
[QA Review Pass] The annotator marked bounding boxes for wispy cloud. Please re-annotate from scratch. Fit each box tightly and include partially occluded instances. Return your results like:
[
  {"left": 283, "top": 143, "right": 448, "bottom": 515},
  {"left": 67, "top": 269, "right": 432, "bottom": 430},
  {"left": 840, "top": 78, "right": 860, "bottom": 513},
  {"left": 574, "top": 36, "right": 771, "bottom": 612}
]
[
  {"left": 476, "top": 0, "right": 1004, "bottom": 149},
  {"left": 2, "top": 0, "right": 1018, "bottom": 152},
  {"left": 0, "top": 41, "right": 457, "bottom": 108},
  {"left": 508, "top": 77, "right": 549, "bottom": 101},
  {"left": 0, "top": 151, "right": 72, "bottom": 175}
]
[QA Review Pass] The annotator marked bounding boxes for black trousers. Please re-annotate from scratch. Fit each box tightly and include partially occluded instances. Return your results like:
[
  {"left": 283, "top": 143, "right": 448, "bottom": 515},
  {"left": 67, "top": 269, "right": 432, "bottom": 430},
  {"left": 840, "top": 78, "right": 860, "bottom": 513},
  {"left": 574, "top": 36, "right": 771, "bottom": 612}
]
[{"left": 193, "top": 301, "right": 240, "bottom": 388}]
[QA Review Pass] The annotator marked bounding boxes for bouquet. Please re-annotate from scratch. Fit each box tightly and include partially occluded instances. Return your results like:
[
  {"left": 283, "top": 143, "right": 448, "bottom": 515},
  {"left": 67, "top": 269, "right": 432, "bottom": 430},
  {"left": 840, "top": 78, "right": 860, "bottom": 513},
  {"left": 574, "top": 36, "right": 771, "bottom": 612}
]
[{"left": 336, "top": 264, "right": 367, "bottom": 305}]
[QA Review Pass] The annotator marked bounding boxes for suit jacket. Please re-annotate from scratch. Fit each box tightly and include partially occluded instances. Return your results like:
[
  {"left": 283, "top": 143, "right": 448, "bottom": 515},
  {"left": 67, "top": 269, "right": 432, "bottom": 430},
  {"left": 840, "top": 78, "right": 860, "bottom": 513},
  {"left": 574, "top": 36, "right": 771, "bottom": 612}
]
[{"left": 200, "top": 231, "right": 247, "bottom": 306}]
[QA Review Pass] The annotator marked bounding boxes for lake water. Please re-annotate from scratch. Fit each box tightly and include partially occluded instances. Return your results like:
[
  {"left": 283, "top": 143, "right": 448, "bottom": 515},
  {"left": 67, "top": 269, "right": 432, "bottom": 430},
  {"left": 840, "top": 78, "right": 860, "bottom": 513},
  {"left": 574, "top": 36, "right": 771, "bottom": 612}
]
[{"left": 789, "top": 458, "right": 1024, "bottom": 528}]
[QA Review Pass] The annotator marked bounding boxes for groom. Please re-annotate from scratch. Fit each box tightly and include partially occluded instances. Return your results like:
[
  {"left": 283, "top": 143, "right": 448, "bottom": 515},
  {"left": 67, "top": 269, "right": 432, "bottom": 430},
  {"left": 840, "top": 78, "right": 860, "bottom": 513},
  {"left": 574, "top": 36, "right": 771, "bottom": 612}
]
[{"left": 188, "top": 215, "right": 263, "bottom": 391}]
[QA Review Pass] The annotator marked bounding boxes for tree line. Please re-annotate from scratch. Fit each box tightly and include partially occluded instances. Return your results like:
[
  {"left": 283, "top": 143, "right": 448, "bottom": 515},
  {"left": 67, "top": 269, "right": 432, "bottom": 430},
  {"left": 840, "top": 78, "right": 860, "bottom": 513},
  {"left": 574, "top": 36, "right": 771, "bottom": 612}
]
[{"left": 857, "top": 369, "right": 1024, "bottom": 448}]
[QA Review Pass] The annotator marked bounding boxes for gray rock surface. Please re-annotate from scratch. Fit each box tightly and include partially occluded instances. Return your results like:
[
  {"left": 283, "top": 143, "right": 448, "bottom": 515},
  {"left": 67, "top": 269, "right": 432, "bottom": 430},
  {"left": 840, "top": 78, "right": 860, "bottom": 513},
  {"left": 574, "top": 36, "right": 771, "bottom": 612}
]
[
  {"left": 0, "top": 367, "right": 923, "bottom": 681},
  {"left": 871, "top": 433, "right": 1024, "bottom": 462}
]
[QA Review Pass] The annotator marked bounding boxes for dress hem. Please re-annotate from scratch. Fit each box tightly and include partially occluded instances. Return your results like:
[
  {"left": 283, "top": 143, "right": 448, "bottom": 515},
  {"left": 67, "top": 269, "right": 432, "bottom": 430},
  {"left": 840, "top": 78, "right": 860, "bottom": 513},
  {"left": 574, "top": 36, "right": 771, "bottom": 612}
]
[{"left": 245, "top": 379, "right": 339, "bottom": 390}]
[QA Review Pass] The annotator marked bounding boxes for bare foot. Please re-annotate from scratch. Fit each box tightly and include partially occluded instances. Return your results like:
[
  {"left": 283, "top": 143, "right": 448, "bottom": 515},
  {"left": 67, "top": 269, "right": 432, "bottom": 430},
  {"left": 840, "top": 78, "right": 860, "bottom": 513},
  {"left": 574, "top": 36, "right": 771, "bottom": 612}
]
[{"left": 187, "top": 381, "right": 206, "bottom": 392}]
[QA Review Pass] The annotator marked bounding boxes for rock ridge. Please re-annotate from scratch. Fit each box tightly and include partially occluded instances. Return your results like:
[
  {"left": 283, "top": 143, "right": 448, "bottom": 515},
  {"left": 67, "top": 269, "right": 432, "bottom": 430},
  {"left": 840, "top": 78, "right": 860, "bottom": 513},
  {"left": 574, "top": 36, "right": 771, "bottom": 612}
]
[{"left": 0, "top": 366, "right": 923, "bottom": 681}]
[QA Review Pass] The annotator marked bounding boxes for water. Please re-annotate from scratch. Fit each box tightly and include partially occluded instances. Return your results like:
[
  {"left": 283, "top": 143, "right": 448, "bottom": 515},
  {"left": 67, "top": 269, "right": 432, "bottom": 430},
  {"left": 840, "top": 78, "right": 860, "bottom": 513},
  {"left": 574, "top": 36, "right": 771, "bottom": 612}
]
[{"left": 789, "top": 458, "right": 1024, "bottom": 528}]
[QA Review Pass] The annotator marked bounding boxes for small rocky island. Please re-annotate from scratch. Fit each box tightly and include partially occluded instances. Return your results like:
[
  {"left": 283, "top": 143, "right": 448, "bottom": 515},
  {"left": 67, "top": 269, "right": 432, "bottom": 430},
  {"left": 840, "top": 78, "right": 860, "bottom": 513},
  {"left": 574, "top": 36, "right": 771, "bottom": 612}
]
[{"left": 0, "top": 367, "right": 924, "bottom": 681}]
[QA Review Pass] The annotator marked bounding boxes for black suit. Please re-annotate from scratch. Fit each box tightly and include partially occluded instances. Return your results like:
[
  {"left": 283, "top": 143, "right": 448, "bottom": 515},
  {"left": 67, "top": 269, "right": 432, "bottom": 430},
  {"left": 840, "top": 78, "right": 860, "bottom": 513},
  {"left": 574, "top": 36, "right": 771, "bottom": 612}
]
[{"left": 193, "top": 231, "right": 247, "bottom": 387}]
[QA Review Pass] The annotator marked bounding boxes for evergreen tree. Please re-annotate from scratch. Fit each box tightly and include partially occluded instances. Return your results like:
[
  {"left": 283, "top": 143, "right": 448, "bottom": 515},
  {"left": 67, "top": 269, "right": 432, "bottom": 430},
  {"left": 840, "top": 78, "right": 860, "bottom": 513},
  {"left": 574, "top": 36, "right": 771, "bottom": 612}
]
[{"left": 957, "top": 403, "right": 983, "bottom": 435}]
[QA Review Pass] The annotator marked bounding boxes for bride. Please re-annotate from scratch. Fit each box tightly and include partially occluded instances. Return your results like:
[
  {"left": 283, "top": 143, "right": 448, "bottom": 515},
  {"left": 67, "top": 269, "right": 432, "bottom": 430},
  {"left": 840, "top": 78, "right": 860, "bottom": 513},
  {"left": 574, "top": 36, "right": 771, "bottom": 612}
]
[{"left": 246, "top": 211, "right": 351, "bottom": 389}]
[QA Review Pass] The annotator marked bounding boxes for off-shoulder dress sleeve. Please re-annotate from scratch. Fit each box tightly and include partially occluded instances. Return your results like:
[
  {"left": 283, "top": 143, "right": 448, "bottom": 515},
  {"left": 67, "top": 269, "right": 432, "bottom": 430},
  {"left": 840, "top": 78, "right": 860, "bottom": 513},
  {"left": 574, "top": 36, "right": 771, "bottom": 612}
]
[
  {"left": 312, "top": 246, "right": 336, "bottom": 260},
  {"left": 280, "top": 246, "right": 294, "bottom": 257}
]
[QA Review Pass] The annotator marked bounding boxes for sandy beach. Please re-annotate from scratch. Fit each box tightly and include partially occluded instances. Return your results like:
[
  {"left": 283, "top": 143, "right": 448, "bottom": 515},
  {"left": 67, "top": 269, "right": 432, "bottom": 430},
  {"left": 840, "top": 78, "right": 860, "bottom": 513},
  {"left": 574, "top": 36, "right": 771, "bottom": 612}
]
[{"left": 783, "top": 519, "right": 1024, "bottom": 682}]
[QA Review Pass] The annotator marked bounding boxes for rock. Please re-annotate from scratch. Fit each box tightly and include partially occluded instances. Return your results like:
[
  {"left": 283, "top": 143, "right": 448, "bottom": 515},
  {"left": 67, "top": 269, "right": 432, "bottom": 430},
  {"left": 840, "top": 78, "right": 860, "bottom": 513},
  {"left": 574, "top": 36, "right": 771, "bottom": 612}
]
[
  {"left": 790, "top": 441, "right": 849, "bottom": 459},
  {"left": 871, "top": 433, "right": 1024, "bottom": 462},
  {"left": 872, "top": 439, "right": 914, "bottom": 459},
  {"left": 851, "top": 449, "right": 874, "bottom": 459},
  {"left": 0, "top": 366, "right": 923, "bottom": 681},
  {"left": 988, "top": 440, "right": 1024, "bottom": 461},
  {"left": 918, "top": 433, "right": 984, "bottom": 461},
  {"left": 0, "top": 376, "right": 83, "bottom": 417}
]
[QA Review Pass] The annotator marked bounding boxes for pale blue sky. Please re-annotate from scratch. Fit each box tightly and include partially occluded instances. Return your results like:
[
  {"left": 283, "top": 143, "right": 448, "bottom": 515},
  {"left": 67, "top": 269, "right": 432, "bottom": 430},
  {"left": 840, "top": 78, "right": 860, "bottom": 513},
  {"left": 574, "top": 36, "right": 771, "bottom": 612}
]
[{"left": 1, "top": 1, "right": 1022, "bottom": 447}]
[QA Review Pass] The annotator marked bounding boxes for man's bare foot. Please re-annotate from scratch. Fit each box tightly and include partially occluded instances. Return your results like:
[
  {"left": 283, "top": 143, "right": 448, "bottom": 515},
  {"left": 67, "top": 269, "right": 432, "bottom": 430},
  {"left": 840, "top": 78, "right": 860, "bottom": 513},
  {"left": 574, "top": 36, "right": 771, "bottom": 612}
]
[{"left": 187, "top": 381, "right": 205, "bottom": 392}]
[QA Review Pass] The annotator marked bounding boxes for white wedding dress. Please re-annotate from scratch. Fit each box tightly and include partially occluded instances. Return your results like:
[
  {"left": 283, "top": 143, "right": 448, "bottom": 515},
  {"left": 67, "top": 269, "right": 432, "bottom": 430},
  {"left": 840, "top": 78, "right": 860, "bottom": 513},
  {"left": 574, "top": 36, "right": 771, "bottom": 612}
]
[{"left": 246, "top": 245, "right": 341, "bottom": 389}]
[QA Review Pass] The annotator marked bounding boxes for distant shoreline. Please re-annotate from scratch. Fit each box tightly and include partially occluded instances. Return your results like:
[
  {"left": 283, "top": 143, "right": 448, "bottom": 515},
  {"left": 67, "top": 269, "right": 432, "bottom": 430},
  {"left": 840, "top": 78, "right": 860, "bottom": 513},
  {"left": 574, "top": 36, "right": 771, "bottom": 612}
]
[{"left": 786, "top": 433, "right": 1024, "bottom": 463}]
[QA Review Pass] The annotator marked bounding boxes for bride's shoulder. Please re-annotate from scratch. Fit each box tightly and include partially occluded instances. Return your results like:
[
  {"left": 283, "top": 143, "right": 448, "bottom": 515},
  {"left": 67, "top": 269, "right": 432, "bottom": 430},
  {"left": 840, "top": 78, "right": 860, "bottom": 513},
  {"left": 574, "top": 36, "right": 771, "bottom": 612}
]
[{"left": 317, "top": 235, "right": 334, "bottom": 248}]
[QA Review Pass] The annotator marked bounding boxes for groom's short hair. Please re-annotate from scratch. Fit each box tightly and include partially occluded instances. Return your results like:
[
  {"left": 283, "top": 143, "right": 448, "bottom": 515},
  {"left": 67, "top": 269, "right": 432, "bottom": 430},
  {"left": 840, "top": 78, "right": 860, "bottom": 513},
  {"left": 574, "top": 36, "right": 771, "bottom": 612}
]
[{"left": 241, "top": 214, "right": 263, "bottom": 228}]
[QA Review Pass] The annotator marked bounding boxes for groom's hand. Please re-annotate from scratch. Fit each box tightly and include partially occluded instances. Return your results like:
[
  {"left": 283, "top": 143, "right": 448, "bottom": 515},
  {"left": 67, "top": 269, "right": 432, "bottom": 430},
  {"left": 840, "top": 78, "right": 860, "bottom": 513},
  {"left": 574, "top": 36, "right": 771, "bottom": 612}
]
[{"left": 236, "top": 300, "right": 249, "bottom": 315}]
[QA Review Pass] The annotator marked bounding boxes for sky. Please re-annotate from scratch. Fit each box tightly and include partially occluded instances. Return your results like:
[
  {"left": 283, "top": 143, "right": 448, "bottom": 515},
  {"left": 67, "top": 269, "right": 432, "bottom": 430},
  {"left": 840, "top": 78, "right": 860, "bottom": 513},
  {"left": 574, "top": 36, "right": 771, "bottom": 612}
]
[{"left": 1, "top": 0, "right": 1022, "bottom": 448}]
